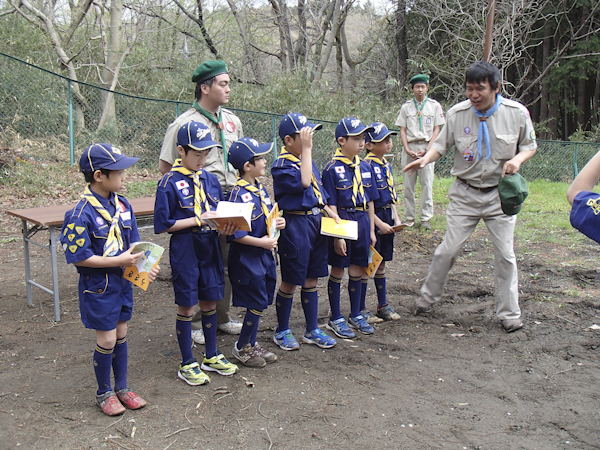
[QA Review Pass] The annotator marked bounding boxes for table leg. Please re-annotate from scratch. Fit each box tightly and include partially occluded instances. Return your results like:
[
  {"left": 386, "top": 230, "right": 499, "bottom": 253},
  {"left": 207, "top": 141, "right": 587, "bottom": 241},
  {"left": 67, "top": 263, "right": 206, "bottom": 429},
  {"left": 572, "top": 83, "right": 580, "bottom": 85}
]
[
  {"left": 22, "top": 219, "right": 33, "bottom": 307},
  {"left": 49, "top": 226, "right": 60, "bottom": 321}
]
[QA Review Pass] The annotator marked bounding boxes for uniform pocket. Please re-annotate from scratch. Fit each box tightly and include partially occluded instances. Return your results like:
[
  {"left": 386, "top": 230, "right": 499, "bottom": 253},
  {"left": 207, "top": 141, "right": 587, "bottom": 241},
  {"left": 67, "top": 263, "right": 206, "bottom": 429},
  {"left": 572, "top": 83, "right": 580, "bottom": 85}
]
[{"left": 495, "top": 134, "right": 519, "bottom": 159}]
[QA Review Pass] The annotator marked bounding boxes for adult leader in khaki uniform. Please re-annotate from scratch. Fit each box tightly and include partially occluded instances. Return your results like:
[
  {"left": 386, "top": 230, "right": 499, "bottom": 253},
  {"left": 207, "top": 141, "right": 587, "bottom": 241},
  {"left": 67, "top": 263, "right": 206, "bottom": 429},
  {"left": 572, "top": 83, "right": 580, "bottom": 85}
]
[
  {"left": 159, "top": 60, "right": 244, "bottom": 343},
  {"left": 404, "top": 62, "right": 537, "bottom": 333},
  {"left": 395, "top": 74, "right": 445, "bottom": 229}
]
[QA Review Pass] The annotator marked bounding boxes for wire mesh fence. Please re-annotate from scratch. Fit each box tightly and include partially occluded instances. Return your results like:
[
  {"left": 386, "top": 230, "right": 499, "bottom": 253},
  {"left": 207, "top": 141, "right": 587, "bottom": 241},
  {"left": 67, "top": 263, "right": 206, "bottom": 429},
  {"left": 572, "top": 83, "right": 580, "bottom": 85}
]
[{"left": 1, "top": 51, "right": 599, "bottom": 182}]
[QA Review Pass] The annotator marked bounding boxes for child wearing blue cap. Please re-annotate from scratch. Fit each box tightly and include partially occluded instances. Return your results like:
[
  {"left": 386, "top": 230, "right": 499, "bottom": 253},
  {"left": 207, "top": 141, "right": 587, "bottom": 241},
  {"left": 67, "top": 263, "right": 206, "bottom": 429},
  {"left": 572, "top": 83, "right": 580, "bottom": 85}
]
[
  {"left": 154, "top": 121, "right": 239, "bottom": 386},
  {"left": 226, "top": 138, "right": 286, "bottom": 367},
  {"left": 60, "top": 143, "right": 161, "bottom": 416},
  {"left": 271, "top": 113, "right": 339, "bottom": 350},
  {"left": 322, "top": 118, "right": 380, "bottom": 338},
  {"left": 363, "top": 123, "right": 402, "bottom": 321}
]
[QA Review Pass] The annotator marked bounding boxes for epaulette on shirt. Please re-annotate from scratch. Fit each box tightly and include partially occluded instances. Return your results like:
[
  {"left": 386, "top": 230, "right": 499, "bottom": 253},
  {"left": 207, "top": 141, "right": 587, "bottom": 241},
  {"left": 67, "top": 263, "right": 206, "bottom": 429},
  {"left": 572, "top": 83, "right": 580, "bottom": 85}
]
[
  {"left": 66, "top": 198, "right": 89, "bottom": 221},
  {"left": 158, "top": 172, "right": 174, "bottom": 189}
]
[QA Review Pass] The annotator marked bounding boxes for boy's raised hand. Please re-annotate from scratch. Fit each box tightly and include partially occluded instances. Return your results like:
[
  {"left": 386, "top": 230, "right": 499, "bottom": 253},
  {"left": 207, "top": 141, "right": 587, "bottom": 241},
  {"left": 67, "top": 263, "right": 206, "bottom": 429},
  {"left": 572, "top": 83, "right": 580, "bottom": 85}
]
[{"left": 299, "top": 126, "right": 314, "bottom": 153}]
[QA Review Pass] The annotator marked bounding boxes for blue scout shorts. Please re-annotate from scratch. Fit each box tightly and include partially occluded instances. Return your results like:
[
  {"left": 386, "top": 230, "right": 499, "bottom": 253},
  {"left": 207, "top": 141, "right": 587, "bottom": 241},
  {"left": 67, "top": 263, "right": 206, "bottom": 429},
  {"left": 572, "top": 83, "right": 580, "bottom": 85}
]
[{"left": 170, "top": 230, "right": 225, "bottom": 306}]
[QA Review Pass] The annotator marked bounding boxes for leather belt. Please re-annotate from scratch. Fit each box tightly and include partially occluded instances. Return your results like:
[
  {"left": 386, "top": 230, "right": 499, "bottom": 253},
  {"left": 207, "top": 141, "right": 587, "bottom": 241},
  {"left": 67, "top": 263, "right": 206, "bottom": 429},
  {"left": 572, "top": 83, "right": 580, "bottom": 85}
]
[
  {"left": 342, "top": 206, "right": 366, "bottom": 212},
  {"left": 457, "top": 177, "right": 498, "bottom": 193},
  {"left": 285, "top": 207, "right": 322, "bottom": 215}
]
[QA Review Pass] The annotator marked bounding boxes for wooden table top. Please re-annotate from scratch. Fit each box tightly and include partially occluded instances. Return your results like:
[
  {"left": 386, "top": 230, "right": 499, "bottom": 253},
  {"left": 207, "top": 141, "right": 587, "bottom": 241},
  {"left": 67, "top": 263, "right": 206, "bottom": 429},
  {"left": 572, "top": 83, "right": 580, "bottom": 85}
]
[{"left": 6, "top": 196, "right": 156, "bottom": 227}]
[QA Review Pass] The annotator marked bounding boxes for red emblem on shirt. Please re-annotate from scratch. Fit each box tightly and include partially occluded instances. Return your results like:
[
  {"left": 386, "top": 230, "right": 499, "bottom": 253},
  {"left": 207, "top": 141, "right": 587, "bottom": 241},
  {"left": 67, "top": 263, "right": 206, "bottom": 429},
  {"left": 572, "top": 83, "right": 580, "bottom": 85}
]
[{"left": 225, "top": 122, "right": 236, "bottom": 133}]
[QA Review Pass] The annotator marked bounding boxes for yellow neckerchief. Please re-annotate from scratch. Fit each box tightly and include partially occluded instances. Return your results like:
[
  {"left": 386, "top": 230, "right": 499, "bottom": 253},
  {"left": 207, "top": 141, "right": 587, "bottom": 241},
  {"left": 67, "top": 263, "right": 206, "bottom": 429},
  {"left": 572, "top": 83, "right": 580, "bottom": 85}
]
[
  {"left": 277, "top": 147, "right": 325, "bottom": 206},
  {"left": 170, "top": 159, "right": 211, "bottom": 226},
  {"left": 82, "top": 184, "right": 123, "bottom": 258},
  {"left": 235, "top": 177, "right": 269, "bottom": 223},
  {"left": 364, "top": 152, "right": 398, "bottom": 204},
  {"left": 333, "top": 148, "right": 366, "bottom": 208}
]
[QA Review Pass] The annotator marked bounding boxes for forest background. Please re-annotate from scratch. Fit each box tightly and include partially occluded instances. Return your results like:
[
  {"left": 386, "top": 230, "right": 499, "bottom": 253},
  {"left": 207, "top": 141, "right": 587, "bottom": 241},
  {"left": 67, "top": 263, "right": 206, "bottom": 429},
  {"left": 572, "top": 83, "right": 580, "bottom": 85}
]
[{"left": 1, "top": 0, "right": 600, "bottom": 144}]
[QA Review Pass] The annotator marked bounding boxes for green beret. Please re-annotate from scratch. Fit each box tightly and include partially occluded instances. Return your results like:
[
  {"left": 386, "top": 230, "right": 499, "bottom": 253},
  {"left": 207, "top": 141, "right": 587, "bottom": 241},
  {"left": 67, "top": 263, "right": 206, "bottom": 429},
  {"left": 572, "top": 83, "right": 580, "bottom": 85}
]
[
  {"left": 192, "top": 60, "right": 228, "bottom": 84},
  {"left": 409, "top": 74, "right": 430, "bottom": 86}
]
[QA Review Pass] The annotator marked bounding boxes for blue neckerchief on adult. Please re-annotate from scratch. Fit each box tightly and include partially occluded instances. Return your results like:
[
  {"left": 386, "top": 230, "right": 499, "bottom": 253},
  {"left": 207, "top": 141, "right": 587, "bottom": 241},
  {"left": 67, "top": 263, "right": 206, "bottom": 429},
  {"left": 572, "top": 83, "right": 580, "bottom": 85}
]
[{"left": 472, "top": 94, "right": 503, "bottom": 161}]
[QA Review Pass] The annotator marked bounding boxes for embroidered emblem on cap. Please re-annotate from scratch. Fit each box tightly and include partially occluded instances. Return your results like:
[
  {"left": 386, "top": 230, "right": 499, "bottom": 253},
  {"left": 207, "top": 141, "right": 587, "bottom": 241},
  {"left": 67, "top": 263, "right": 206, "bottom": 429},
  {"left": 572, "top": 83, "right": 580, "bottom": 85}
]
[
  {"left": 298, "top": 115, "right": 307, "bottom": 125},
  {"left": 196, "top": 128, "right": 210, "bottom": 140},
  {"left": 351, "top": 119, "right": 360, "bottom": 128}
]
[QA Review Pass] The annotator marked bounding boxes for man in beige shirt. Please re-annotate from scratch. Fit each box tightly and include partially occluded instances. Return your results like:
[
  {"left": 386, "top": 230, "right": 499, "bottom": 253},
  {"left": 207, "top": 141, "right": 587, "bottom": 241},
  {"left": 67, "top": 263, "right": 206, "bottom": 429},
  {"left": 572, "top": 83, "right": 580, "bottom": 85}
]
[
  {"left": 395, "top": 74, "right": 445, "bottom": 229},
  {"left": 159, "top": 60, "right": 243, "bottom": 344},
  {"left": 404, "top": 62, "right": 537, "bottom": 333}
]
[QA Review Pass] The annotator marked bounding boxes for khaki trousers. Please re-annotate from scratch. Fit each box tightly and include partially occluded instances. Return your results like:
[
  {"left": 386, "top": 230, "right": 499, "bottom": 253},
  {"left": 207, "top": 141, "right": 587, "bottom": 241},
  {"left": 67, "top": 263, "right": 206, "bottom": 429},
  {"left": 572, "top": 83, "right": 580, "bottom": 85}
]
[
  {"left": 191, "top": 233, "right": 232, "bottom": 329},
  {"left": 420, "top": 179, "right": 520, "bottom": 319},
  {"left": 401, "top": 141, "right": 435, "bottom": 222}
]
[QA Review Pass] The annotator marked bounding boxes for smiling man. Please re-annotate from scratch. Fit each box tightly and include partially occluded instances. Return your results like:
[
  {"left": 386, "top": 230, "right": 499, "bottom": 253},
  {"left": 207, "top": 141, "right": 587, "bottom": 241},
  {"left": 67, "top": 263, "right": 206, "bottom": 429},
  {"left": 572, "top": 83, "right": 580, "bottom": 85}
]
[
  {"left": 159, "top": 60, "right": 244, "bottom": 344},
  {"left": 403, "top": 61, "right": 537, "bottom": 333}
]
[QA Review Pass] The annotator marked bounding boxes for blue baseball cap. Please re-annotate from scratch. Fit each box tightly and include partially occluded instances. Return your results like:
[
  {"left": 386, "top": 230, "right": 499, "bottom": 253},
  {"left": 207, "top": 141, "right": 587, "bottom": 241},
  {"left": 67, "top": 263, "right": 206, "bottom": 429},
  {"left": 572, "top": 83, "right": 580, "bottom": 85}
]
[
  {"left": 228, "top": 137, "right": 274, "bottom": 170},
  {"left": 335, "top": 117, "right": 374, "bottom": 140},
  {"left": 365, "top": 122, "right": 398, "bottom": 143},
  {"left": 177, "top": 121, "right": 221, "bottom": 151},
  {"left": 79, "top": 143, "right": 139, "bottom": 172},
  {"left": 278, "top": 113, "right": 323, "bottom": 140}
]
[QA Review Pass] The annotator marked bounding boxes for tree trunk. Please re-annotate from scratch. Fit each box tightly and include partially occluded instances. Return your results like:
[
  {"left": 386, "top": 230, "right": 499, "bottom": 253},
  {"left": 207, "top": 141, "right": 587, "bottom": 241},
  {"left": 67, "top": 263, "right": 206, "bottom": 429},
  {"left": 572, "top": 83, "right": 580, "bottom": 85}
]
[
  {"left": 395, "top": 0, "right": 408, "bottom": 89},
  {"left": 225, "top": 0, "right": 258, "bottom": 80},
  {"left": 295, "top": 0, "right": 308, "bottom": 68},
  {"left": 98, "top": 0, "right": 123, "bottom": 131},
  {"left": 549, "top": 87, "right": 559, "bottom": 139}
]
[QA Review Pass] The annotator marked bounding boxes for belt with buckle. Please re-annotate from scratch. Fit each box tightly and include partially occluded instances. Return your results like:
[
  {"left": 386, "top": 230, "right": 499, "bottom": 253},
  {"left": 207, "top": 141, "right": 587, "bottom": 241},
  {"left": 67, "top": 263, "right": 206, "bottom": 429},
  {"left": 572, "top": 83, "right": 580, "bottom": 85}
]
[
  {"left": 457, "top": 177, "right": 498, "bottom": 193},
  {"left": 343, "top": 206, "right": 366, "bottom": 212},
  {"left": 286, "top": 207, "right": 322, "bottom": 216}
]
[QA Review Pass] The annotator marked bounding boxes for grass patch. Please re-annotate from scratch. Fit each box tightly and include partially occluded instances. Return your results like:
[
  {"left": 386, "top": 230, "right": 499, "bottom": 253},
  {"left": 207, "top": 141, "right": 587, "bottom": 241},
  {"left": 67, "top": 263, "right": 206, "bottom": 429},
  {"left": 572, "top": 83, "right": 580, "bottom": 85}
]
[{"left": 392, "top": 174, "right": 591, "bottom": 248}]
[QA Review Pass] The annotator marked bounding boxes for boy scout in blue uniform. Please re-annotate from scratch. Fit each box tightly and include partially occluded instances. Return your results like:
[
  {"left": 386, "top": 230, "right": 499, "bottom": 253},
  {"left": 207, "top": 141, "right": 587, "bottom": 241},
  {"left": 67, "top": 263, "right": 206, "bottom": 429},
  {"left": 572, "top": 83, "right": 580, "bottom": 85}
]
[
  {"left": 322, "top": 118, "right": 379, "bottom": 338},
  {"left": 154, "top": 121, "right": 239, "bottom": 386},
  {"left": 271, "top": 113, "right": 339, "bottom": 350},
  {"left": 363, "top": 123, "right": 403, "bottom": 321},
  {"left": 227, "top": 138, "right": 286, "bottom": 367},
  {"left": 61, "top": 143, "right": 160, "bottom": 416},
  {"left": 568, "top": 150, "right": 600, "bottom": 243}
]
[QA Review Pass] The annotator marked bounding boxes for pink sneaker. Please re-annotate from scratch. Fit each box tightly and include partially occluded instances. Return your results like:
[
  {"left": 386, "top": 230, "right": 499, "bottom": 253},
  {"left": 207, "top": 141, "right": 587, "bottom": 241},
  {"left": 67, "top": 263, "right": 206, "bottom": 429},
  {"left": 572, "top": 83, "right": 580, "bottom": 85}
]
[
  {"left": 116, "top": 388, "right": 147, "bottom": 410},
  {"left": 96, "top": 391, "right": 126, "bottom": 416}
]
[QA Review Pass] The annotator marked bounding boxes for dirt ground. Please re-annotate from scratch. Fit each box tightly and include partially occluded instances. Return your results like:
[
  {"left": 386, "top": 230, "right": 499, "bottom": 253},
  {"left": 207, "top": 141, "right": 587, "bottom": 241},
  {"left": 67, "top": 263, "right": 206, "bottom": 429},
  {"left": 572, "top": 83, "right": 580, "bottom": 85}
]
[{"left": 1, "top": 214, "right": 600, "bottom": 450}]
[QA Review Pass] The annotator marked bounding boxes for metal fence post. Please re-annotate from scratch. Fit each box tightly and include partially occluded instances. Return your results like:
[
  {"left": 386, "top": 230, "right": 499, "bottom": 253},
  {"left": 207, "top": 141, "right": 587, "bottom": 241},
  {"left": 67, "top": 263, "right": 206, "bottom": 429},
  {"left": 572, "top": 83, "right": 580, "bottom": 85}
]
[
  {"left": 68, "top": 80, "right": 75, "bottom": 166},
  {"left": 573, "top": 142, "right": 578, "bottom": 178}
]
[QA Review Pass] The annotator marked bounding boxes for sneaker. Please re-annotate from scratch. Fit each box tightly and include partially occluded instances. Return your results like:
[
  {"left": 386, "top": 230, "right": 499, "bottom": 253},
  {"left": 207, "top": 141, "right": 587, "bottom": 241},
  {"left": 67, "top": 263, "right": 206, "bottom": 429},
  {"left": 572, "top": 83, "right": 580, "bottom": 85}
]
[
  {"left": 303, "top": 328, "right": 337, "bottom": 349},
  {"left": 191, "top": 329, "right": 205, "bottom": 345},
  {"left": 414, "top": 297, "right": 433, "bottom": 315},
  {"left": 348, "top": 315, "right": 375, "bottom": 335},
  {"left": 232, "top": 342, "right": 266, "bottom": 368},
  {"left": 116, "top": 388, "right": 147, "bottom": 410},
  {"left": 326, "top": 317, "right": 356, "bottom": 339},
  {"left": 201, "top": 353, "right": 239, "bottom": 376},
  {"left": 501, "top": 319, "right": 524, "bottom": 333},
  {"left": 361, "top": 308, "right": 384, "bottom": 324},
  {"left": 377, "top": 304, "right": 401, "bottom": 321},
  {"left": 253, "top": 343, "right": 278, "bottom": 363},
  {"left": 96, "top": 391, "right": 126, "bottom": 416},
  {"left": 217, "top": 320, "right": 243, "bottom": 335},
  {"left": 273, "top": 329, "right": 300, "bottom": 351},
  {"left": 178, "top": 360, "right": 210, "bottom": 386}
]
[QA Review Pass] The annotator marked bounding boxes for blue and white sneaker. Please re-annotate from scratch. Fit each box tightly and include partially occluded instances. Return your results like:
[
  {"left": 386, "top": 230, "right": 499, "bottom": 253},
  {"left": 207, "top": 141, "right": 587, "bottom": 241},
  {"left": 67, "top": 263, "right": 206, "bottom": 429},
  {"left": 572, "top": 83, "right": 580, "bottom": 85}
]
[
  {"left": 348, "top": 315, "right": 374, "bottom": 335},
  {"left": 326, "top": 317, "right": 356, "bottom": 339},
  {"left": 273, "top": 329, "right": 300, "bottom": 351},
  {"left": 303, "top": 328, "right": 337, "bottom": 349}
]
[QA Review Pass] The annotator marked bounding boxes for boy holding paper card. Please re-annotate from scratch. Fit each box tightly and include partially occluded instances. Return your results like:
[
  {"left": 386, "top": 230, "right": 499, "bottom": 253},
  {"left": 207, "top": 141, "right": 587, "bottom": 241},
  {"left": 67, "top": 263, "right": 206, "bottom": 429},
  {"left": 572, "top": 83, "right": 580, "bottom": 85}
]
[
  {"left": 322, "top": 117, "right": 380, "bottom": 337},
  {"left": 154, "top": 121, "right": 239, "bottom": 386},
  {"left": 271, "top": 113, "right": 339, "bottom": 350},
  {"left": 363, "top": 123, "right": 402, "bottom": 321},
  {"left": 226, "top": 137, "right": 286, "bottom": 367},
  {"left": 60, "top": 143, "right": 160, "bottom": 416}
]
